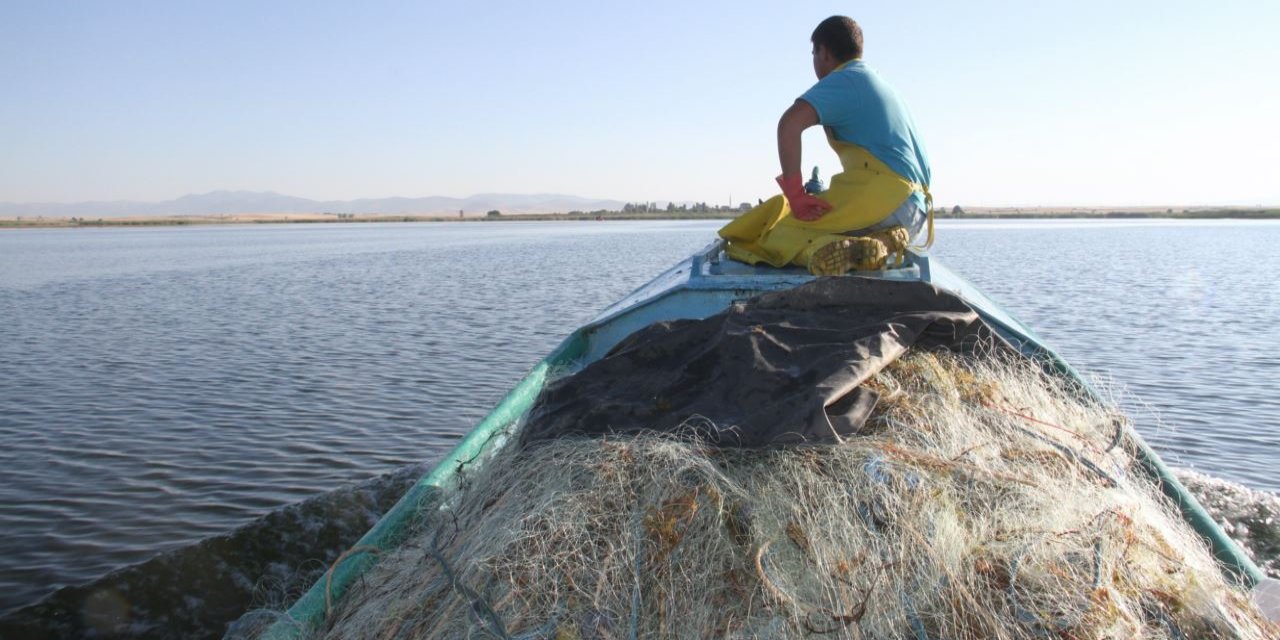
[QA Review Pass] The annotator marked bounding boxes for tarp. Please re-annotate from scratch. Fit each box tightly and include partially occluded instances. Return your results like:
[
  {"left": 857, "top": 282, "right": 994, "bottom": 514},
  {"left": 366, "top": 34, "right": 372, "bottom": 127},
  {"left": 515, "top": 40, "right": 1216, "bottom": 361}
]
[{"left": 521, "top": 277, "right": 1006, "bottom": 448}]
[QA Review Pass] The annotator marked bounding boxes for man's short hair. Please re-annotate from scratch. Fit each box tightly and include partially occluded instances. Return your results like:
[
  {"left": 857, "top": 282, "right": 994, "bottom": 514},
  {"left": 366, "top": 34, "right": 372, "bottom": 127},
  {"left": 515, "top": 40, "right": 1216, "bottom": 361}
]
[{"left": 811, "top": 16, "right": 863, "bottom": 61}]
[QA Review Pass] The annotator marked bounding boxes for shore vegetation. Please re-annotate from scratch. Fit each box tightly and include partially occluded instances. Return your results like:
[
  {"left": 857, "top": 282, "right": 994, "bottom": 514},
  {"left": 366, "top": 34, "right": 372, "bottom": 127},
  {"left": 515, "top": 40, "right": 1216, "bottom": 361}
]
[{"left": 2, "top": 207, "right": 1276, "bottom": 229}]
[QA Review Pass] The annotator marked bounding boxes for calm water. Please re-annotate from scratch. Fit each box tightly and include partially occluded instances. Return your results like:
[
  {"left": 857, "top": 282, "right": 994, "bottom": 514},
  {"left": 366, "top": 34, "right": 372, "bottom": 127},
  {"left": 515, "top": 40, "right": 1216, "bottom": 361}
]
[{"left": 1, "top": 219, "right": 1277, "bottom": 624}]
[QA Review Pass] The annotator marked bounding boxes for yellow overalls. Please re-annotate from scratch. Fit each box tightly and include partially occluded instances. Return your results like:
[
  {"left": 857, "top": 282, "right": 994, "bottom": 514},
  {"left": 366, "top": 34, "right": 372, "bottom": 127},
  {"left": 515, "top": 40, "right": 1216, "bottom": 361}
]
[{"left": 719, "top": 134, "right": 931, "bottom": 269}]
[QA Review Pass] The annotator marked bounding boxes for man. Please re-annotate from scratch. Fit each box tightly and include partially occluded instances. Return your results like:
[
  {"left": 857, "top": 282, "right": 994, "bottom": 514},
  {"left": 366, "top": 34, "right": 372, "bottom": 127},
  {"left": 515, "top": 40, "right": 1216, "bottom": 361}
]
[{"left": 719, "top": 16, "right": 932, "bottom": 275}]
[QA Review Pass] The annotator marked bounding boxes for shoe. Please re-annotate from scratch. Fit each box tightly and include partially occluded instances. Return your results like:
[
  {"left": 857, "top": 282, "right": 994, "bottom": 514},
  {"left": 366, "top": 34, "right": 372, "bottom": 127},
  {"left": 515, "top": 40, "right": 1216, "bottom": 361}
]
[
  {"left": 866, "top": 226, "right": 910, "bottom": 266},
  {"left": 808, "top": 236, "right": 888, "bottom": 276}
]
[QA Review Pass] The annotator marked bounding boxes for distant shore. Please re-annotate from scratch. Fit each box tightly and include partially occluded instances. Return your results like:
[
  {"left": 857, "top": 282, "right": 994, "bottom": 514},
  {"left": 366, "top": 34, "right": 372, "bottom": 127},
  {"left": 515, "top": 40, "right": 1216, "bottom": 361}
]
[{"left": 2, "top": 207, "right": 1277, "bottom": 229}]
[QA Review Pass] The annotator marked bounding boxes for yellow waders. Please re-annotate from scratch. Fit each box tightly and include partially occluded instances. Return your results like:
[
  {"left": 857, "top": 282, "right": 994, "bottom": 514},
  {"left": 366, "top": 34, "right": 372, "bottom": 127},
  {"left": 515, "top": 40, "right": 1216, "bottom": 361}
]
[{"left": 719, "top": 137, "right": 928, "bottom": 269}]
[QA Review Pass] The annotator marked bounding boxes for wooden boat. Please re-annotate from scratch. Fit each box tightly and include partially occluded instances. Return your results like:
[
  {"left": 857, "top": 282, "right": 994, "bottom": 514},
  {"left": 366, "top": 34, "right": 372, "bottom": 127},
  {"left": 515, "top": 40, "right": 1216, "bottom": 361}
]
[{"left": 257, "top": 240, "right": 1273, "bottom": 638}]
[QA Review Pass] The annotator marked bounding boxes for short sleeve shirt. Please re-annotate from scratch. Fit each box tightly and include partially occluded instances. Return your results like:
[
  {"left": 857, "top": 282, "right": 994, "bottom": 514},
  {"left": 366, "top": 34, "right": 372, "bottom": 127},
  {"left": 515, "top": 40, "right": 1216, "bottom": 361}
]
[{"left": 800, "top": 60, "right": 931, "bottom": 195}]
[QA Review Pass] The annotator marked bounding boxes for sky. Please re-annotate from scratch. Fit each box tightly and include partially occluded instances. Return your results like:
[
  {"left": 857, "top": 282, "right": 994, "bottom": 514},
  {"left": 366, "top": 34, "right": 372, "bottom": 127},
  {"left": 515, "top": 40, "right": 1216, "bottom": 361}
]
[{"left": 2, "top": 0, "right": 1278, "bottom": 208}]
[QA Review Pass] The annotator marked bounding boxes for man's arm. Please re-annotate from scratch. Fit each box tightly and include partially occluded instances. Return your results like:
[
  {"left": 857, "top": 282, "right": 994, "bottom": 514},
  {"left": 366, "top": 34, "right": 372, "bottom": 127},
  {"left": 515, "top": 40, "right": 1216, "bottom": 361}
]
[
  {"left": 774, "top": 99, "right": 830, "bottom": 221},
  {"left": 777, "top": 99, "right": 820, "bottom": 176}
]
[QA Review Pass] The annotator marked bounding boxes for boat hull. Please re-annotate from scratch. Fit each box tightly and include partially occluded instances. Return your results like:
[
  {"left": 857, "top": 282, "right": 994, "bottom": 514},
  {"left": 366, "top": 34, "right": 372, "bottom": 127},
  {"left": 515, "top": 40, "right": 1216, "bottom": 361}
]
[{"left": 255, "top": 241, "right": 1265, "bottom": 638}]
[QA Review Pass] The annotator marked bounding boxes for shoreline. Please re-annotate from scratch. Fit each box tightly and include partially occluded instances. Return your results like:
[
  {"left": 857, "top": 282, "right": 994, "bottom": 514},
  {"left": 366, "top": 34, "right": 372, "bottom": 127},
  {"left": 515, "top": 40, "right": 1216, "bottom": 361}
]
[{"left": 2, "top": 207, "right": 1277, "bottom": 229}]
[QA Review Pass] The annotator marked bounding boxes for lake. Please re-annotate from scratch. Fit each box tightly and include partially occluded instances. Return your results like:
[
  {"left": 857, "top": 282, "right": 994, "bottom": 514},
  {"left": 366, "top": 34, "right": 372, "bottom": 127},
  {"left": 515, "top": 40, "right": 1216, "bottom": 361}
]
[{"left": 0, "top": 218, "right": 1277, "bottom": 628}]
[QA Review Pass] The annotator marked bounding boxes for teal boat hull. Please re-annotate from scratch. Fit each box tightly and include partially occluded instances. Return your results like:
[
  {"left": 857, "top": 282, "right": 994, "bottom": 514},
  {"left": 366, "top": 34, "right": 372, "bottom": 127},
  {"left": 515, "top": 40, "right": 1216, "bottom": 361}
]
[{"left": 257, "top": 241, "right": 1264, "bottom": 638}]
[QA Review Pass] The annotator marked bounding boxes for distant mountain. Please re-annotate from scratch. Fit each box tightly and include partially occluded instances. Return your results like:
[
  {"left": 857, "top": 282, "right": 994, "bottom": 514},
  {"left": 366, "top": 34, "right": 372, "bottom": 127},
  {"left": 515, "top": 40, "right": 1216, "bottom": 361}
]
[{"left": 0, "top": 191, "right": 630, "bottom": 218}]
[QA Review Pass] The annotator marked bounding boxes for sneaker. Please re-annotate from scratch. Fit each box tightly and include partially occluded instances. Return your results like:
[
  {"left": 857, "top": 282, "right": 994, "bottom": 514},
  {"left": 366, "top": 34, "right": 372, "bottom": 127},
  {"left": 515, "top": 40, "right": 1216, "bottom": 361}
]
[
  {"left": 867, "top": 226, "right": 910, "bottom": 266},
  {"left": 807, "top": 236, "right": 888, "bottom": 276}
]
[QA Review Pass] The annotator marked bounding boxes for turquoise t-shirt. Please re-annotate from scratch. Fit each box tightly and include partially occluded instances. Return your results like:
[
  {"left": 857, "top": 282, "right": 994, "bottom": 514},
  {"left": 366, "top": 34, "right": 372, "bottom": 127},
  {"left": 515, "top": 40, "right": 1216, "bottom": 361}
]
[{"left": 800, "top": 60, "right": 931, "bottom": 207}]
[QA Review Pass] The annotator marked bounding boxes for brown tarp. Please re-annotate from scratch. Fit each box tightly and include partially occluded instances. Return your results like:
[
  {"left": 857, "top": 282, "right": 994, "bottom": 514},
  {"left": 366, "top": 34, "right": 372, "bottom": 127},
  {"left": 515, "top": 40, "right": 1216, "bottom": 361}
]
[{"left": 520, "top": 277, "right": 1006, "bottom": 448}]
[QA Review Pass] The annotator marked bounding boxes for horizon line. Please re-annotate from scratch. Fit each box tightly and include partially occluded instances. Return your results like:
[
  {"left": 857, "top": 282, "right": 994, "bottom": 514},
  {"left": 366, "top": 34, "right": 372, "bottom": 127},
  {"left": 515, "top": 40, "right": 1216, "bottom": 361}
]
[{"left": 2, "top": 189, "right": 1277, "bottom": 211}]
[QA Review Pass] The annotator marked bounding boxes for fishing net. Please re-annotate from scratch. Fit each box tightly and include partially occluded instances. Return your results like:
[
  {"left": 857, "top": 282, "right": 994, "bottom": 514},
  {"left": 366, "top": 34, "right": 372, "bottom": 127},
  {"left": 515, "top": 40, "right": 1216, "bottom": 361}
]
[{"left": 312, "top": 349, "right": 1276, "bottom": 639}]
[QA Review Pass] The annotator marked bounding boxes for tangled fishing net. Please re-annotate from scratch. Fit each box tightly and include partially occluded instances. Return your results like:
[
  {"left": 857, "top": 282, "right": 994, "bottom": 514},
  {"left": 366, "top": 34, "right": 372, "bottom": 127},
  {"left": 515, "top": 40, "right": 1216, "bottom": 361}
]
[{"left": 313, "top": 350, "right": 1276, "bottom": 639}]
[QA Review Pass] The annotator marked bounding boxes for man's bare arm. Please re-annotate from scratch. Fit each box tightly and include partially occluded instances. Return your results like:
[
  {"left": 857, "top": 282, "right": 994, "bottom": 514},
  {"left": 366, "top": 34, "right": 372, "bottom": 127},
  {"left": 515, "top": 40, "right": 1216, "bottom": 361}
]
[{"left": 777, "top": 99, "right": 820, "bottom": 177}]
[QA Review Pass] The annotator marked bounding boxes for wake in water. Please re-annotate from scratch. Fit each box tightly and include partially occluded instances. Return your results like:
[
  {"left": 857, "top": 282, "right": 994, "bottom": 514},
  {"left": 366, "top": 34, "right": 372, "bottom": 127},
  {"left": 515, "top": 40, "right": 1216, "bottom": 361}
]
[
  {"left": 1178, "top": 470, "right": 1280, "bottom": 578},
  {"left": 0, "top": 463, "right": 426, "bottom": 640}
]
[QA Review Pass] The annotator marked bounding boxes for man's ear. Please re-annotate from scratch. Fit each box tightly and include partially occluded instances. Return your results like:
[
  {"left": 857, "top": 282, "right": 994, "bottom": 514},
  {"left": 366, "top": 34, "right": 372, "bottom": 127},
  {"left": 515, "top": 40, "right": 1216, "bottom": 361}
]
[{"left": 817, "top": 45, "right": 837, "bottom": 67}]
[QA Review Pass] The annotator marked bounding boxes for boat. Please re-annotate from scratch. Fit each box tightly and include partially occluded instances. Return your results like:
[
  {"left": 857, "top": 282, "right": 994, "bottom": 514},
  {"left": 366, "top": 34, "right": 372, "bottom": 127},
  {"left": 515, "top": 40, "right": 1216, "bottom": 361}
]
[{"left": 250, "top": 240, "right": 1277, "bottom": 638}]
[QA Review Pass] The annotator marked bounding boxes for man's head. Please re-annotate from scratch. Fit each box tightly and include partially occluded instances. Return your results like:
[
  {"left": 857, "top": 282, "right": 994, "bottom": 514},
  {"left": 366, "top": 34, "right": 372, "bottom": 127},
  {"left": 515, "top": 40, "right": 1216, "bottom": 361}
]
[{"left": 811, "top": 16, "right": 863, "bottom": 79}]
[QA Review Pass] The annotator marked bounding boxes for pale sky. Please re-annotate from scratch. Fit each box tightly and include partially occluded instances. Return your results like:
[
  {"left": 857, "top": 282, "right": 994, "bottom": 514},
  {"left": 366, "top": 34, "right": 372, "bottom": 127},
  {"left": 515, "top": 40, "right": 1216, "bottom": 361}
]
[{"left": 2, "top": 0, "right": 1278, "bottom": 207}]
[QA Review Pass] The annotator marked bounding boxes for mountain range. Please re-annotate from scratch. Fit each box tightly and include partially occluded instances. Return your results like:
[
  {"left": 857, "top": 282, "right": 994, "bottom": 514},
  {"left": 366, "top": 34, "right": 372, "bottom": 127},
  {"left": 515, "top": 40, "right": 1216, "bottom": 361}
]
[{"left": 0, "top": 191, "right": 630, "bottom": 218}]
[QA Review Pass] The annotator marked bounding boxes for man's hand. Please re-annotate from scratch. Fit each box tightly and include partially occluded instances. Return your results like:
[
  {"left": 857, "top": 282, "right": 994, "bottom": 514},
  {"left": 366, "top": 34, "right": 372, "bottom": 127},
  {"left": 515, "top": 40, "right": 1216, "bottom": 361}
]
[{"left": 777, "top": 173, "right": 832, "bottom": 221}]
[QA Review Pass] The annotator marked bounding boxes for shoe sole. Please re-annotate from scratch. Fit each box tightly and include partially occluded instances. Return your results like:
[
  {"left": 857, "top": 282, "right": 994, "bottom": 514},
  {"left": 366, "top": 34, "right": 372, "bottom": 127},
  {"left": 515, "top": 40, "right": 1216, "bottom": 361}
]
[
  {"left": 867, "top": 226, "right": 910, "bottom": 266},
  {"left": 808, "top": 237, "right": 888, "bottom": 276}
]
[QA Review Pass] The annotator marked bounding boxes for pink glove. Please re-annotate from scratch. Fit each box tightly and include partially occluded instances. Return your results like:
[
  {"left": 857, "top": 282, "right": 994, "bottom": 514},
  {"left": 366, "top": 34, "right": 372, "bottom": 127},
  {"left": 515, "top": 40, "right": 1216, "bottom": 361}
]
[{"left": 777, "top": 173, "right": 832, "bottom": 221}]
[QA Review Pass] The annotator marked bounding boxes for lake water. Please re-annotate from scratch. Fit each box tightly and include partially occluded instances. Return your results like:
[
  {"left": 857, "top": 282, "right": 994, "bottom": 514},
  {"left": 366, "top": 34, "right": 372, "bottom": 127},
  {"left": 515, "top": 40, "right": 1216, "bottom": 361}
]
[{"left": 0, "top": 219, "right": 1277, "bottom": 634}]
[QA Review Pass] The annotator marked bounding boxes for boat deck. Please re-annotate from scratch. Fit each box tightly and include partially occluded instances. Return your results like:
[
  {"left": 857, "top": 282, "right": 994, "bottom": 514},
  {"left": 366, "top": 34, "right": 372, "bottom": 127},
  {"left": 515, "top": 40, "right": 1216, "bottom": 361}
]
[{"left": 583, "top": 240, "right": 1046, "bottom": 366}]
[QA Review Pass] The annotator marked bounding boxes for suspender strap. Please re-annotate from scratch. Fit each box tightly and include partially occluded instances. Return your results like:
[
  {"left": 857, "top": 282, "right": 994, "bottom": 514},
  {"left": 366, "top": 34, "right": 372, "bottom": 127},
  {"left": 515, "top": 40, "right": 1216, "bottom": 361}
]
[{"left": 908, "top": 184, "right": 934, "bottom": 251}]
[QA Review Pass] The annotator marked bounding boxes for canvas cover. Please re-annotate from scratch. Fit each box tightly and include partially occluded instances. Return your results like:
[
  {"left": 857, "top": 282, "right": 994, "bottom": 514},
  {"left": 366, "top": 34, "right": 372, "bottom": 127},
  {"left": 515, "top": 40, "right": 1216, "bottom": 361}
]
[{"left": 520, "top": 277, "right": 1007, "bottom": 448}]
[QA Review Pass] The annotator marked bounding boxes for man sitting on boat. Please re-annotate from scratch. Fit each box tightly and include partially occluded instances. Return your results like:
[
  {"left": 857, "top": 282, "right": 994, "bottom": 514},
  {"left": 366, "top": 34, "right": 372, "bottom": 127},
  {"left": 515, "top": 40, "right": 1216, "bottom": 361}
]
[{"left": 719, "top": 15, "right": 933, "bottom": 275}]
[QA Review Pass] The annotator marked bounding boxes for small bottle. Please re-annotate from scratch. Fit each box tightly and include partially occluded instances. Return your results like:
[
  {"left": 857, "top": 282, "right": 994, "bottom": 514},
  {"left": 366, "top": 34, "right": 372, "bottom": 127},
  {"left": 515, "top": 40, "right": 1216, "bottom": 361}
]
[{"left": 804, "top": 166, "right": 824, "bottom": 194}]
